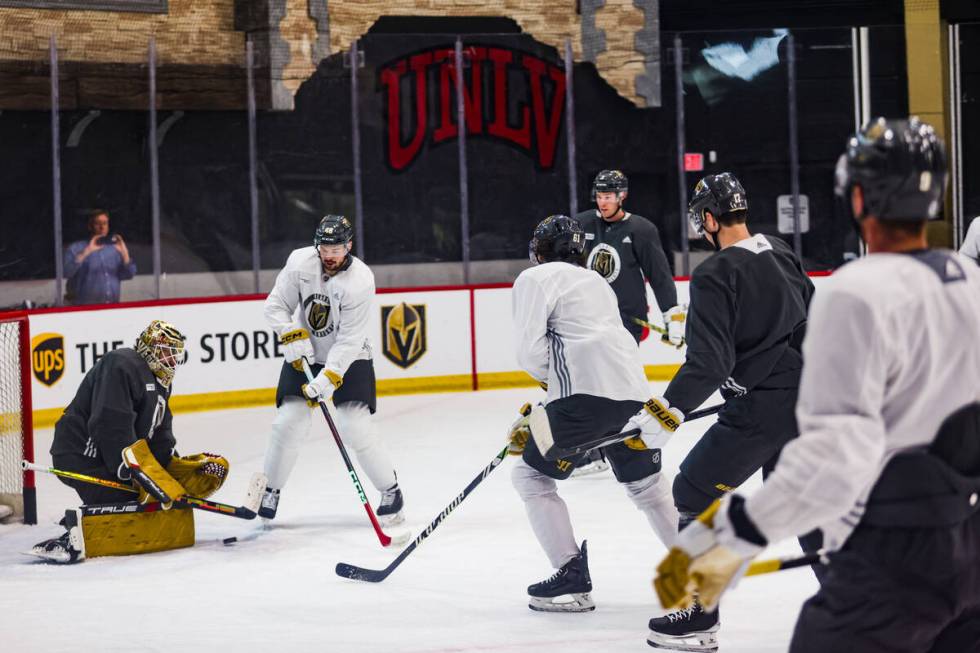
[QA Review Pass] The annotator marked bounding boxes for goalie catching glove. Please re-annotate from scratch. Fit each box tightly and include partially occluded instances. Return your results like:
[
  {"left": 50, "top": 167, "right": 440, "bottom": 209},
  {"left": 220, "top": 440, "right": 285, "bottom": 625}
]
[
  {"left": 623, "top": 396, "right": 684, "bottom": 450},
  {"left": 654, "top": 494, "right": 767, "bottom": 612},
  {"left": 167, "top": 452, "right": 229, "bottom": 499},
  {"left": 302, "top": 368, "right": 343, "bottom": 401},
  {"left": 507, "top": 402, "right": 534, "bottom": 456},
  {"left": 280, "top": 327, "right": 315, "bottom": 372}
]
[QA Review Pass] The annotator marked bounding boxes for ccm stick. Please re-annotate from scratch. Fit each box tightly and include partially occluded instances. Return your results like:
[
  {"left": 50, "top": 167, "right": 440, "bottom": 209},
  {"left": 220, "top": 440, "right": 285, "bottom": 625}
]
[
  {"left": 336, "top": 445, "right": 509, "bottom": 582},
  {"left": 23, "top": 460, "right": 266, "bottom": 520},
  {"left": 301, "top": 359, "right": 409, "bottom": 548}
]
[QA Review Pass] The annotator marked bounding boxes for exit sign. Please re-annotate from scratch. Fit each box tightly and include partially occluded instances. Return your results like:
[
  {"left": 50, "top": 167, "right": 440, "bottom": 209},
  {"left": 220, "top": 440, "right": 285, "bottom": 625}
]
[{"left": 684, "top": 152, "right": 704, "bottom": 172}]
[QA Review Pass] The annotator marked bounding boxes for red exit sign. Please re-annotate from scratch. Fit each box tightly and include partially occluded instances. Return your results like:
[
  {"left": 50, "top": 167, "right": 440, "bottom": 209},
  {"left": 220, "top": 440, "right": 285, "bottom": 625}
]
[{"left": 684, "top": 152, "right": 704, "bottom": 172}]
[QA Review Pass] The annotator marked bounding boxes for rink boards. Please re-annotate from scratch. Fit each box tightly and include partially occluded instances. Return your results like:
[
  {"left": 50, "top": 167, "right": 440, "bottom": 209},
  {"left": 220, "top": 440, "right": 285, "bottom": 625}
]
[{"left": 18, "top": 276, "right": 828, "bottom": 426}]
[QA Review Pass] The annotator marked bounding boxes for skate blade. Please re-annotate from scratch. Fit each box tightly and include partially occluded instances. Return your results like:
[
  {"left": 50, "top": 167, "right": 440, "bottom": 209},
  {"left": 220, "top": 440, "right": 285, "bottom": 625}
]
[
  {"left": 23, "top": 549, "right": 73, "bottom": 564},
  {"left": 528, "top": 593, "right": 595, "bottom": 613},
  {"left": 571, "top": 462, "right": 610, "bottom": 478},
  {"left": 646, "top": 626, "right": 719, "bottom": 652},
  {"left": 379, "top": 511, "right": 405, "bottom": 528}
]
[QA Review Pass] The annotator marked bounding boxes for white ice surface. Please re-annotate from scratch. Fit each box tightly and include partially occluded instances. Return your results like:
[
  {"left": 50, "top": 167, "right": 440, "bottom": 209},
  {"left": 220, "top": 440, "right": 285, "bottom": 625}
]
[{"left": 0, "top": 384, "right": 817, "bottom": 653}]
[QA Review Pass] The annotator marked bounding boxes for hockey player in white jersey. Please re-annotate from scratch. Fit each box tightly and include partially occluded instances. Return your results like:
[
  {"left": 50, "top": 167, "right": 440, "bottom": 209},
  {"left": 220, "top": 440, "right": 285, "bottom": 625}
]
[
  {"left": 654, "top": 117, "right": 980, "bottom": 652},
  {"left": 259, "top": 215, "right": 405, "bottom": 526},
  {"left": 960, "top": 215, "right": 979, "bottom": 264},
  {"left": 508, "top": 214, "right": 681, "bottom": 612}
]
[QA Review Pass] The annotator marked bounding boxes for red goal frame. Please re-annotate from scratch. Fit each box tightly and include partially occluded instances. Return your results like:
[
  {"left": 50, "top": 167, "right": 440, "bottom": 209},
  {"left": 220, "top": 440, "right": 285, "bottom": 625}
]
[{"left": 0, "top": 312, "right": 36, "bottom": 524}]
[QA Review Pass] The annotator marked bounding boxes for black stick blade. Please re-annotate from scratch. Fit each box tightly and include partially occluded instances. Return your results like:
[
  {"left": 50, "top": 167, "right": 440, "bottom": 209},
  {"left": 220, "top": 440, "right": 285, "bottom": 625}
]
[{"left": 336, "top": 562, "right": 388, "bottom": 582}]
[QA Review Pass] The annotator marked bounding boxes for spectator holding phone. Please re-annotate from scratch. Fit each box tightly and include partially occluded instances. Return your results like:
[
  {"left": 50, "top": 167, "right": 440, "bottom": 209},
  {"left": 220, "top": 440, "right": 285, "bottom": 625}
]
[{"left": 64, "top": 209, "right": 136, "bottom": 304}]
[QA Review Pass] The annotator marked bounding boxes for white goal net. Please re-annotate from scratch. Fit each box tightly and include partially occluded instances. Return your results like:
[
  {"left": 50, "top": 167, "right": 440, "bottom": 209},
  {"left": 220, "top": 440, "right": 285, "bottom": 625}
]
[{"left": 0, "top": 315, "right": 36, "bottom": 524}]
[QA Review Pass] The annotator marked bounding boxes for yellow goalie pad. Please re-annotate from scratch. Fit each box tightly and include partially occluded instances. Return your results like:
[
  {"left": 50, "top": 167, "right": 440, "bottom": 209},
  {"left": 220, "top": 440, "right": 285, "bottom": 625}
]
[
  {"left": 167, "top": 453, "right": 229, "bottom": 499},
  {"left": 81, "top": 505, "right": 195, "bottom": 558}
]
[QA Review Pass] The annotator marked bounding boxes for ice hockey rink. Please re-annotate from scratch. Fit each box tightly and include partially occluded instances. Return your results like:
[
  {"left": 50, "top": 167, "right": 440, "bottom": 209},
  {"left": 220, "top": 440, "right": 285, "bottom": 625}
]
[{"left": 0, "top": 383, "right": 817, "bottom": 653}]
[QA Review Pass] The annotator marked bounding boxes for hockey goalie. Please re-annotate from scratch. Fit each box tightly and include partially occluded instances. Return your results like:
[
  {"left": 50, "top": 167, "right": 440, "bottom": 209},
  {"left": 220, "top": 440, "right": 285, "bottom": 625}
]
[{"left": 29, "top": 320, "right": 232, "bottom": 564}]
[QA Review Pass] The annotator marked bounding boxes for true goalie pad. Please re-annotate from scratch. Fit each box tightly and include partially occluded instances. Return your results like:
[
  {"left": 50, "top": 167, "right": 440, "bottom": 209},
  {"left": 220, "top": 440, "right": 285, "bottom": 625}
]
[
  {"left": 167, "top": 453, "right": 230, "bottom": 499},
  {"left": 122, "top": 439, "right": 186, "bottom": 507},
  {"left": 78, "top": 502, "right": 195, "bottom": 558}
]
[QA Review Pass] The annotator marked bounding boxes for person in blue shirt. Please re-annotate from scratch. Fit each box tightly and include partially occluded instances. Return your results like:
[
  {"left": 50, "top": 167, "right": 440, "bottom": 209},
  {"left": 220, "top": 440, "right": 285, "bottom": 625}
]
[{"left": 64, "top": 209, "right": 136, "bottom": 304}]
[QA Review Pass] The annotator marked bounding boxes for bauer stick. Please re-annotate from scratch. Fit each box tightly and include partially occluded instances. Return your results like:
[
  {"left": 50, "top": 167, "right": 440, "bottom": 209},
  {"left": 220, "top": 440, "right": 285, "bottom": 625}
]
[
  {"left": 336, "top": 445, "right": 510, "bottom": 582},
  {"left": 301, "top": 358, "right": 407, "bottom": 548},
  {"left": 633, "top": 316, "right": 685, "bottom": 349},
  {"left": 23, "top": 461, "right": 266, "bottom": 520},
  {"left": 548, "top": 402, "right": 724, "bottom": 459}
]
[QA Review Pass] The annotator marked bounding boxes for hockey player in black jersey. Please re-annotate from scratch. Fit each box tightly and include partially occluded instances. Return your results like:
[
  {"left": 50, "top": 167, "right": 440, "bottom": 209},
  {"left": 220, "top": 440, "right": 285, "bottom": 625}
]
[
  {"left": 654, "top": 120, "right": 980, "bottom": 653},
  {"left": 573, "top": 170, "right": 685, "bottom": 475},
  {"left": 646, "top": 173, "right": 815, "bottom": 651},
  {"left": 29, "top": 320, "right": 231, "bottom": 563}
]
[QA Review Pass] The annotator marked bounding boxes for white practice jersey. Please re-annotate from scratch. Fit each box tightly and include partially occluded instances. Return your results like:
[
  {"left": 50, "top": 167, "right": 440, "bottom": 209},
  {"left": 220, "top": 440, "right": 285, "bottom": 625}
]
[
  {"left": 960, "top": 216, "right": 980, "bottom": 264},
  {"left": 512, "top": 261, "right": 650, "bottom": 405},
  {"left": 746, "top": 250, "right": 980, "bottom": 550},
  {"left": 264, "top": 247, "right": 373, "bottom": 378}
]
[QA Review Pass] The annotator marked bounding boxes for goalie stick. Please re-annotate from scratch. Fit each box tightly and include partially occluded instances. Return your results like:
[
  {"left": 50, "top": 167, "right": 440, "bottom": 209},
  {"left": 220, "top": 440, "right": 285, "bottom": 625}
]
[
  {"left": 336, "top": 445, "right": 509, "bottom": 583},
  {"left": 544, "top": 403, "right": 724, "bottom": 459},
  {"left": 23, "top": 461, "right": 266, "bottom": 520},
  {"left": 301, "top": 359, "right": 409, "bottom": 548}
]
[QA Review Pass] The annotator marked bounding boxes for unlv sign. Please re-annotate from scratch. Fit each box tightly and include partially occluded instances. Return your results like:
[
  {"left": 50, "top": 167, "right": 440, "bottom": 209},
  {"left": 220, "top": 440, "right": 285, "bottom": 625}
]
[{"left": 380, "top": 45, "right": 566, "bottom": 171}]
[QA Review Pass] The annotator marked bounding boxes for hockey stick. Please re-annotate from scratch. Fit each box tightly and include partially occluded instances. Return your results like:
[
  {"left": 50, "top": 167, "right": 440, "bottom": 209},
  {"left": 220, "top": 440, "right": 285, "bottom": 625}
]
[
  {"left": 745, "top": 551, "right": 827, "bottom": 578},
  {"left": 632, "top": 317, "right": 685, "bottom": 349},
  {"left": 336, "top": 445, "right": 510, "bottom": 583},
  {"left": 301, "top": 359, "right": 404, "bottom": 548},
  {"left": 547, "top": 402, "right": 724, "bottom": 459},
  {"left": 23, "top": 461, "right": 265, "bottom": 520}
]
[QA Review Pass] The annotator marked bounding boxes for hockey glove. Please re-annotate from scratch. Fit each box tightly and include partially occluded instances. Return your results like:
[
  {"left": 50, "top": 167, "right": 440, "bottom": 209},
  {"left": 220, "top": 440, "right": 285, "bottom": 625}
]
[
  {"left": 280, "top": 327, "right": 315, "bottom": 372},
  {"left": 167, "top": 452, "right": 230, "bottom": 499},
  {"left": 663, "top": 305, "right": 686, "bottom": 348},
  {"left": 507, "top": 402, "right": 534, "bottom": 456},
  {"left": 302, "top": 368, "right": 343, "bottom": 401},
  {"left": 624, "top": 396, "right": 684, "bottom": 450},
  {"left": 122, "top": 439, "right": 187, "bottom": 509},
  {"left": 654, "top": 495, "right": 766, "bottom": 612}
]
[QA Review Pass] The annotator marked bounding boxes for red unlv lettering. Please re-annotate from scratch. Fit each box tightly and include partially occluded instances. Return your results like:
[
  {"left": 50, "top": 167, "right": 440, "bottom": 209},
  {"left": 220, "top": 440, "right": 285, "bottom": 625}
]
[{"left": 379, "top": 45, "right": 566, "bottom": 171}]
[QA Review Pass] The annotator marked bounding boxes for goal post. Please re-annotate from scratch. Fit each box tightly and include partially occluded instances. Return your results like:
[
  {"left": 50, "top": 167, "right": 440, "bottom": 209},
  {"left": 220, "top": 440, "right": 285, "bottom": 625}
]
[{"left": 0, "top": 312, "right": 37, "bottom": 524}]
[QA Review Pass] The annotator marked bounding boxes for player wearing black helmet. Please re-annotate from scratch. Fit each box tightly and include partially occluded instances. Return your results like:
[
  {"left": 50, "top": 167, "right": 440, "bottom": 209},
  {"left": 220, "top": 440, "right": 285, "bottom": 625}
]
[
  {"left": 507, "top": 214, "right": 680, "bottom": 613},
  {"left": 646, "top": 172, "right": 815, "bottom": 651},
  {"left": 654, "top": 118, "right": 980, "bottom": 653},
  {"left": 260, "top": 214, "right": 407, "bottom": 527},
  {"left": 575, "top": 170, "right": 684, "bottom": 346}
]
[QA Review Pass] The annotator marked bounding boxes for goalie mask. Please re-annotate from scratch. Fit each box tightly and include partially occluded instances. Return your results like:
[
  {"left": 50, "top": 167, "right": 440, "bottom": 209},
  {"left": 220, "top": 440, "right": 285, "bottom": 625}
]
[{"left": 135, "top": 320, "right": 187, "bottom": 389}]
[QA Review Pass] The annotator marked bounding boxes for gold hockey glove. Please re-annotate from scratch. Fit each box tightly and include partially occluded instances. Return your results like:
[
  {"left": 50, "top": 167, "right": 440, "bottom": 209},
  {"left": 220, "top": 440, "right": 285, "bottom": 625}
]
[
  {"left": 167, "top": 452, "right": 230, "bottom": 499},
  {"left": 507, "top": 402, "right": 534, "bottom": 456}
]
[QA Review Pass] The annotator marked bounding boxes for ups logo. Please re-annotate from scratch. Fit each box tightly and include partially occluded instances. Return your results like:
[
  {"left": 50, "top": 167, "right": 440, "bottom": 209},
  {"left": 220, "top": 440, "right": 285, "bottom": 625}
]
[
  {"left": 381, "top": 303, "right": 427, "bottom": 368},
  {"left": 31, "top": 332, "right": 65, "bottom": 387}
]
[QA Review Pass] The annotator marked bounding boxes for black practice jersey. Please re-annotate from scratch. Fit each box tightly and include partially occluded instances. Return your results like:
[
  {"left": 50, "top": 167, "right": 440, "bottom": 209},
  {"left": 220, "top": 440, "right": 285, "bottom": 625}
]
[
  {"left": 50, "top": 348, "right": 175, "bottom": 480},
  {"left": 574, "top": 210, "right": 678, "bottom": 334},
  {"left": 664, "top": 234, "right": 814, "bottom": 415}
]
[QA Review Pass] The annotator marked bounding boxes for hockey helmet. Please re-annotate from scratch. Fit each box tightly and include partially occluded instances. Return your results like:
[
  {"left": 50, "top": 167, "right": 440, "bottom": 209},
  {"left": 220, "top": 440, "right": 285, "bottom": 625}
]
[
  {"left": 135, "top": 320, "right": 186, "bottom": 388},
  {"left": 834, "top": 116, "right": 947, "bottom": 222},
  {"left": 688, "top": 172, "right": 748, "bottom": 235},
  {"left": 529, "top": 214, "right": 587, "bottom": 265},
  {"left": 591, "top": 169, "right": 628, "bottom": 201},
  {"left": 314, "top": 214, "right": 354, "bottom": 248}
]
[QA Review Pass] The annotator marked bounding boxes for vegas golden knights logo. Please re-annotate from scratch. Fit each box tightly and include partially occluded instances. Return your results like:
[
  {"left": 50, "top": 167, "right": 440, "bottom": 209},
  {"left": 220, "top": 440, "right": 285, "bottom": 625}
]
[
  {"left": 307, "top": 301, "right": 331, "bottom": 332},
  {"left": 587, "top": 243, "right": 621, "bottom": 282},
  {"left": 381, "top": 303, "right": 427, "bottom": 368},
  {"left": 31, "top": 332, "right": 65, "bottom": 387},
  {"left": 592, "top": 249, "right": 615, "bottom": 277}
]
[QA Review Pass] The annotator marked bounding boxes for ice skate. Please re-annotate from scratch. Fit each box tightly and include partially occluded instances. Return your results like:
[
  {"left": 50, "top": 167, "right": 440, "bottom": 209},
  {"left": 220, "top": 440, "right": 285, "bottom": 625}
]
[
  {"left": 647, "top": 598, "right": 719, "bottom": 652},
  {"left": 27, "top": 511, "right": 85, "bottom": 564},
  {"left": 377, "top": 483, "right": 404, "bottom": 527},
  {"left": 571, "top": 450, "right": 609, "bottom": 478},
  {"left": 527, "top": 540, "right": 595, "bottom": 612},
  {"left": 258, "top": 486, "right": 280, "bottom": 520}
]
